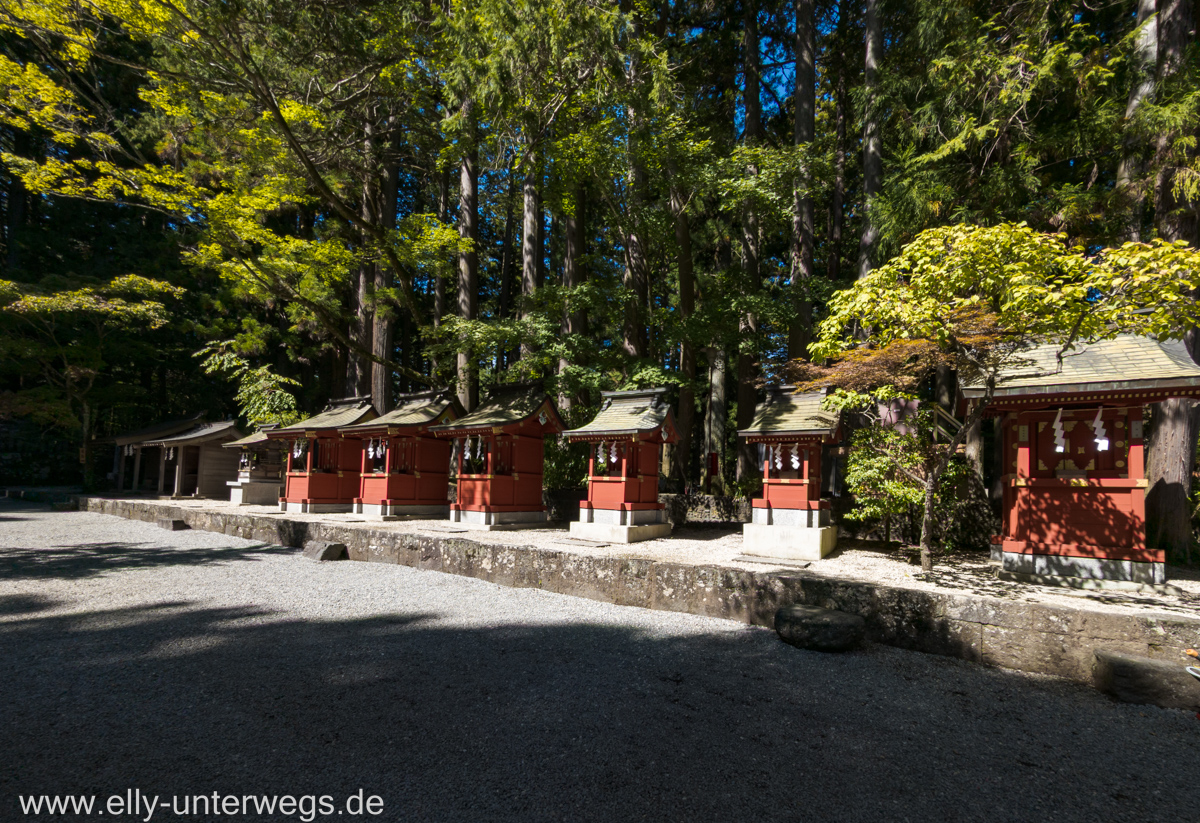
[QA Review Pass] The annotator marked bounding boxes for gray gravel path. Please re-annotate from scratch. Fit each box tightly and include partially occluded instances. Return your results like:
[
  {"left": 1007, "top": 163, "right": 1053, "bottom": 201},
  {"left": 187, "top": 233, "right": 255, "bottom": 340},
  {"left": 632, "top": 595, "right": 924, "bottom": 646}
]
[{"left": 2, "top": 499, "right": 1198, "bottom": 822}]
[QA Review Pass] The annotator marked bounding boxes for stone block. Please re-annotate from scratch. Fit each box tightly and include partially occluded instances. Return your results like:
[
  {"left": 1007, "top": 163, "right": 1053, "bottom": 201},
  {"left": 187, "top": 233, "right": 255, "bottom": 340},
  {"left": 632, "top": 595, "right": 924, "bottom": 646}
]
[
  {"left": 155, "top": 518, "right": 189, "bottom": 531},
  {"left": 227, "top": 480, "right": 281, "bottom": 506},
  {"left": 1092, "top": 648, "right": 1200, "bottom": 711},
  {"left": 450, "top": 508, "right": 547, "bottom": 528},
  {"left": 569, "top": 520, "right": 672, "bottom": 544},
  {"left": 742, "top": 523, "right": 836, "bottom": 561},
  {"left": 580, "top": 506, "right": 665, "bottom": 526},
  {"left": 775, "top": 605, "right": 866, "bottom": 652},
  {"left": 751, "top": 507, "right": 830, "bottom": 528},
  {"left": 302, "top": 541, "right": 347, "bottom": 562}
]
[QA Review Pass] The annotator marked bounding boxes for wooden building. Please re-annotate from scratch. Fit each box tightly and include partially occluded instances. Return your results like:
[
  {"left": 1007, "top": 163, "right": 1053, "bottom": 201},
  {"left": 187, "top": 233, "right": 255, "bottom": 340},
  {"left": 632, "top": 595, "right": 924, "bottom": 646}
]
[
  {"left": 147, "top": 420, "right": 244, "bottom": 499},
  {"left": 111, "top": 413, "right": 205, "bottom": 493},
  {"left": 430, "top": 383, "right": 563, "bottom": 529},
  {"left": 961, "top": 335, "right": 1200, "bottom": 586},
  {"left": 339, "top": 389, "right": 463, "bottom": 519},
  {"left": 222, "top": 424, "right": 284, "bottom": 505},
  {"left": 563, "top": 388, "right": 677, "bottom": 543},
  {"left": 738, "top": 388, "right": 841, "bottom": 561},
  {"left": 266, "top": 398, "right": 376, "bottom": 513}
]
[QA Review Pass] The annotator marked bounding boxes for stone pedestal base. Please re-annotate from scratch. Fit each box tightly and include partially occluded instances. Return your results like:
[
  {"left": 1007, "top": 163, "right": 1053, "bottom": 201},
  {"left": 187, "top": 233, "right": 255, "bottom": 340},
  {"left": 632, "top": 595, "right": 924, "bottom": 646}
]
[
  {"left": 227, "top": 480, "right": 281, "bottom": 506},
  {"left": 280, "top": 500, "right": 353, "bottom": 514},
  {"left": 569, "top": 521, "right": 672, "bottom": 544},
  {"left": 449, "top": 508, "right": 547, "bottom": 530},
  {"left": 1001, "top": 551, "right": 1165, "bottom": 586},
  {"left": 354, "top": 502, "right": 450, "bottom": 520},
  {"left": 742, "top": 523, "right": 837, "bottom": 561}
]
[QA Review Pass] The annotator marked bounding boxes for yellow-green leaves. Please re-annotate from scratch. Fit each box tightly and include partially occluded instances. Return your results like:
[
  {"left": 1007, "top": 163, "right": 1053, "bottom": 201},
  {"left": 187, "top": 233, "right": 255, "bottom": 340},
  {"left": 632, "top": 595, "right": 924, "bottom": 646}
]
[
  {"left": 811, "top": 223, "right": 1200, "bottom": 366},
  {"left": 2, "top": 276, "right": 184, "bottom": 330}
]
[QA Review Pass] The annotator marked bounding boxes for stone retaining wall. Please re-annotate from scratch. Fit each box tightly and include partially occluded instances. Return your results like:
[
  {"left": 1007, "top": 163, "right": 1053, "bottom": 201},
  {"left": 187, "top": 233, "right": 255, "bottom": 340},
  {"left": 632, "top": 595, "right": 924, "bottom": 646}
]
[{"left": 81, "top": 497, "right": 1200, "bottom": 686}]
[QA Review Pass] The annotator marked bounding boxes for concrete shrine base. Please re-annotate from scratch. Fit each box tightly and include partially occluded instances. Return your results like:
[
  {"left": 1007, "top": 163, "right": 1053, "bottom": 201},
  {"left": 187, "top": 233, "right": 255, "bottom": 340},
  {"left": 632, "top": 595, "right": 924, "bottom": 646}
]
[
  {"left": 355, "top": 502, "right": 450, "bottom": 520},
  {"left": 742, "top": 523, "right": 838, "bottom": 562},
  {"left": 569, "top": 521, "right": 673, "bottom": 544},
  {"left": 1000, "top": 551, "right": 1168, "bottom": 588},
  {"left": 448, "top": 508, "right": 548, "bottom": 531},
  {"left": 280, "top": 501, "right": 353, "bottom": 514},
  {"left": 227, "top": 480, "right": 280, "bottom": 506},
  {"left": 572, "top": 504, "right": 670, "bottom": 541}
]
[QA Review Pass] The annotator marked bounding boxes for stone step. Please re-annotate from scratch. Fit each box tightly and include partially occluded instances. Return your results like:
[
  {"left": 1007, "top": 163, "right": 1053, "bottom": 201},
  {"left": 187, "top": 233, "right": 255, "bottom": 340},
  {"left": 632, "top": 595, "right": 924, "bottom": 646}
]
[{"left": 774, "top": 605, "right": 865, "bottom": 653}]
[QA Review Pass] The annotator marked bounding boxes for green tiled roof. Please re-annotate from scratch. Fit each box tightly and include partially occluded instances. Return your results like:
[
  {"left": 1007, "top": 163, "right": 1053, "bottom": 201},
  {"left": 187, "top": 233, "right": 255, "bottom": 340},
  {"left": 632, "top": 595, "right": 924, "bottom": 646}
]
[
  {"left": 429, "top": 382, "right": 560, "bottom": 433},
  {"left": 564, "top": 388, "right": 673, "bottom": 439},
  {"left": 961, "top": 335, "right": 1200, "bottom": 398},
  {"left": 340, "top": 389, "right": 460, "bottom": 432},
  {"left": 148, "top": 420, "right": 243, "bottom": 447},
  {"left": 738, "top": 388, "right": 838, "bottom": 439},
  {"left": 223, "top": 424, "right": 281, "bottom": 449},
  {"left": 271, "top": 399, "right": 376, "bottom": 434}
]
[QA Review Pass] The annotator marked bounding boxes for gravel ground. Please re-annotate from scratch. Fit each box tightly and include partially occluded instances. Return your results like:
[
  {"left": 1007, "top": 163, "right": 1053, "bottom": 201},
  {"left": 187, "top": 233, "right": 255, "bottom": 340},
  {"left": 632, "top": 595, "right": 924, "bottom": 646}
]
[
  {"left": 142, "top": 497, "right": 1200, "bottom": 619},
  {"left": 3, "top": 500, "right": 1199, "bottom": 823}
]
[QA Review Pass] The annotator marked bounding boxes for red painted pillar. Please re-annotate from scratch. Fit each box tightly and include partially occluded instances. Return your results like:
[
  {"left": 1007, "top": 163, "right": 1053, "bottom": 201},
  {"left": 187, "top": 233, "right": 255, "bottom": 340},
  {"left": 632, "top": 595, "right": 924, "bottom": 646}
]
[
  {"left": 1128, "top": 406, "right": 1147, "bottom": 552},
  {"left": 807, "top": 446, "right": 822, "bottom": 508},
  {"left": 1014, "top": 413, "right": 1030, "bottom": 544}
]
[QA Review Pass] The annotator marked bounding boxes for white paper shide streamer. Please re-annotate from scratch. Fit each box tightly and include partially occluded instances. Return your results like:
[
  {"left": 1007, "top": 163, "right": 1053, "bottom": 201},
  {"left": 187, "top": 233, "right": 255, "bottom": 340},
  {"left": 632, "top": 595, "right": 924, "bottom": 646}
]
[{"left": 1092, "top": 409, "right": 1109, "bottom": 451}]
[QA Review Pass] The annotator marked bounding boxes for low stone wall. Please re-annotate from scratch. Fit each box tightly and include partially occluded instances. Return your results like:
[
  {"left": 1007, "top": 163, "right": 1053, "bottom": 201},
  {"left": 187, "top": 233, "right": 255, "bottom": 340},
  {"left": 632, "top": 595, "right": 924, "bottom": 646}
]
[
  {"left": 660, "top": 493, "right": 752, "bottom": 525},
  {"left": 81, "top": 496, "right": 1200, "bottom": 686}
]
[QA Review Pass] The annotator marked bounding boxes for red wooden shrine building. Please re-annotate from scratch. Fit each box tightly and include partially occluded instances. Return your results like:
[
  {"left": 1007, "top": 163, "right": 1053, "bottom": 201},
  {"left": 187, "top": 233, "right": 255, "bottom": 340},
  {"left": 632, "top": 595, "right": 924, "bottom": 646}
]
[
  {"left": 738, "top": 388, "right": 841, "bottom": 561},
  {"left": 266, "top": 398, "right": 376, "bottom": 513},
  {"left": 429, "top": 383, "right": 563, "bottom": 529},
  {"left": 962, "top": 335, "right": 1200, "bottom": 586},
  {"left": 563, "top": 388, "right": 678, "bottom": 543},
  {"left": 338, "top": 389, "right": 463, "bottom": 519}
]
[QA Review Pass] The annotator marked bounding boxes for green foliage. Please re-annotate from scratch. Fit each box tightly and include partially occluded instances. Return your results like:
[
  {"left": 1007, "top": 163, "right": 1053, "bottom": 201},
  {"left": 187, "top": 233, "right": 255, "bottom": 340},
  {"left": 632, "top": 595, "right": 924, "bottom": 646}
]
[
  {"left": 842, "top": 409, "right": 995, "bottom": 553},
  {"left": 198, "top": 344, "right": 301, "bottom": 428},
  {"left": 812, "top": 223, "right": 1200, "bottom": 370}
]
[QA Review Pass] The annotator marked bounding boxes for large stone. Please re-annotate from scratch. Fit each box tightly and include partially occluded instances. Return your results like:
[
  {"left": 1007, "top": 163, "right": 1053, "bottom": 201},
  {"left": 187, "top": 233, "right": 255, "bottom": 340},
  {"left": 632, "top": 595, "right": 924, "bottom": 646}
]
[
  {"left": 569, "top": 521, "right": 672, "bottom": 544},
  {"left": 303, "top": 541, "right": 347, "bottom": 562},
  {"left": 1092, "top": 649, "right": 1200, "bottom": 711},
  {"left": 156, "top": 518, "right": 189, "bottom": 531},
  {"left": 743, "top": 523, "right": 837, "bottom": 561},
  {"left": 774, "top": 605, "right": 866, "bottom": 652}
]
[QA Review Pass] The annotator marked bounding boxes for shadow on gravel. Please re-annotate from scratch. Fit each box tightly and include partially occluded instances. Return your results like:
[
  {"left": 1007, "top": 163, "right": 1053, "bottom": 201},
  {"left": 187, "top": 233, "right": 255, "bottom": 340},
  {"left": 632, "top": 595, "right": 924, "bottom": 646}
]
[
  {"left": 0, "top": 541, "right": 295, "bottom": 580},
  {"left": 0, "top": 593, "right": 63, "bottom": 616},
  {"left": 922, "top": 556, "right": 1200, "bottom": 616},
  {"left": 2, "top": 593, "right": 1195, "bottom": 823}
]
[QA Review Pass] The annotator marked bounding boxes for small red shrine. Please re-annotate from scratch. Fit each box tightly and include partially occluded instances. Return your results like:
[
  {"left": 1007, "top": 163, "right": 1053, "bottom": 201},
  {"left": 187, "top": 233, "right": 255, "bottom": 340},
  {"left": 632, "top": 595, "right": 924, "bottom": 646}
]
[
  {"left": 961, "top": 335, "right": 1200, "bottom": 586},
  {"left": 266, "top": 397, "right": 376, "bottom": 513},
  {"left": 429, "top": 382, "right": 563, "bottom": 529},
  {"left": 563, "top": 388, "right": 678, "bottom": 543},
  {"left": 338, "top": 389, "right": 463, "bottom": 519},
  {"left": 738, "top": 387, "right": 841, "bottom": 561}
]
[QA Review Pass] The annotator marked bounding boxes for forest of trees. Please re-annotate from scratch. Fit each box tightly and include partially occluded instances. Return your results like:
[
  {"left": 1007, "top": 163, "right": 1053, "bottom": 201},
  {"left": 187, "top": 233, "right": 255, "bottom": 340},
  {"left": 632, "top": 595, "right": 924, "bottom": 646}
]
[{"left": 2, "top": 0, "right": 1199, "bottom": 557}]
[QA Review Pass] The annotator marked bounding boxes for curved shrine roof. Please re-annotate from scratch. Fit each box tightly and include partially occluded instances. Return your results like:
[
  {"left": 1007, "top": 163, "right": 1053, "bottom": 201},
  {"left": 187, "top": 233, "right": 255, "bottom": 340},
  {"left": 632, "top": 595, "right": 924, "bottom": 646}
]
[
  {"left": 738, "top": 388, "right": 838, "bottom": 440},
  {"left": 268, "top": 398, "right": 376, "bottom": 435},
  {"left": 340, "top": 389, "right": 461, "bottom": 433},
  {"left": 147, "top": 419, "right": 243, "bottom": 447},
  {"left": 114, "top": 413, "right": 207, "bottom": 446},
  {"left": 563, "top": 388, "right": 676, "bottom": 440},
  {"left": 960, "top": 335, "right": 1200, "bottom": 400},
  {"left": 223, "top": 423, "right": 282, "bottom": 449},
  {"left": 429, "top": 382, "right": 562, "bottom": 435}
]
